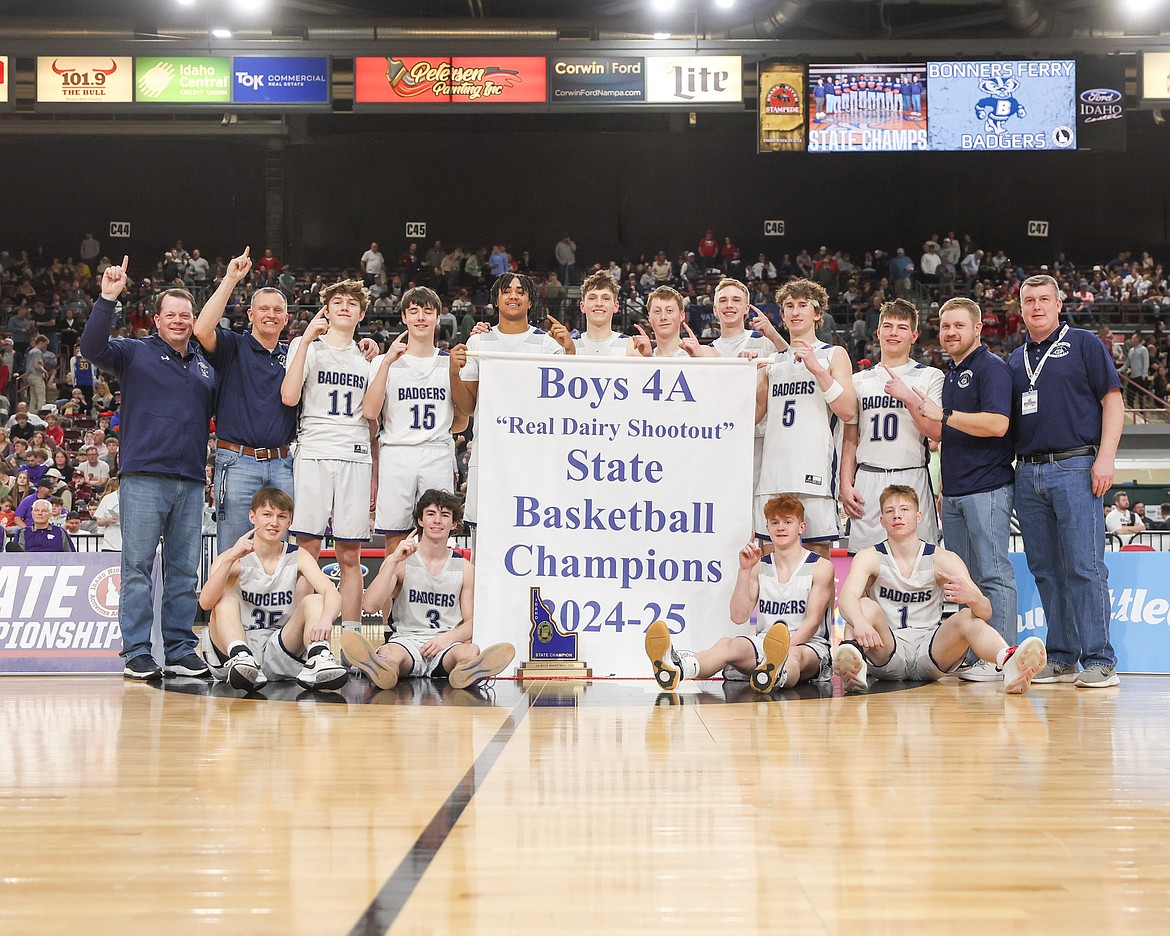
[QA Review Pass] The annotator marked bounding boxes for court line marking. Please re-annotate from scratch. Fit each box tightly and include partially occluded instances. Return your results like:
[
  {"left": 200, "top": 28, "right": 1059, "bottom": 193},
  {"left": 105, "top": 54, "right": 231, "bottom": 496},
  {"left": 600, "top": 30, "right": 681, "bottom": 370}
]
[{"left": 345, "top": 682, "right": 541, "bottom": 936}]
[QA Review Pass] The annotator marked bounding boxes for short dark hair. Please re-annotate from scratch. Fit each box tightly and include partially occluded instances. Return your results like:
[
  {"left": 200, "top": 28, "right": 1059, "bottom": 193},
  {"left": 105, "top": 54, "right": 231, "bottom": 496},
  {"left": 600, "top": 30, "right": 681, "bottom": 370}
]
[
  {"left": 413, "top": 489, "right": 464, "bottom": 531},
  {"left": 490, "top": 272, "right": 538, "bottom": 312},
  {"left": 251, "top": 487, "right": 294, "bottom": 514},
  {"left": 400, "top": 286, "right": 442, "bottom": 314}
]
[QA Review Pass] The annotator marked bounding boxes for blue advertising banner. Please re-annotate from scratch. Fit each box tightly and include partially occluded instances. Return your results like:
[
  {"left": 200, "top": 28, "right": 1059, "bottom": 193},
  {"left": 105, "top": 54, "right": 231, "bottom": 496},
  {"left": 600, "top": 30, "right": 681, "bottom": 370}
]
[
  {"left": 1012, "top": 552, "right": 1170, "bottom": 674},
  {"left": 232, "top": 56, "right": 329, "bottom": 104},
  {"left": 927, "top": 60, "right": 1076, "bottom": 151},
  {"left": 548, "top": 56, "right": 644, "bottom": 103}
]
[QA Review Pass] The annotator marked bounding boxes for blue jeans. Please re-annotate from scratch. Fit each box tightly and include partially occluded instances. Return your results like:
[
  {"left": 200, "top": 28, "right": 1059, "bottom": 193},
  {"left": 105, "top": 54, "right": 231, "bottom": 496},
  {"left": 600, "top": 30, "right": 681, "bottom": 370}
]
[
  {"left": 214, "top": 448, "right": 294, "bottom": 553},
  {"left": 119, "top": 473, "right": 205, "bottom": 663},
  {"left": 1014, "top": 455, "right": 1115, "bottom": 669},
  {"left": 942, "top": 483, "right": 1017, "bottom": 656}
]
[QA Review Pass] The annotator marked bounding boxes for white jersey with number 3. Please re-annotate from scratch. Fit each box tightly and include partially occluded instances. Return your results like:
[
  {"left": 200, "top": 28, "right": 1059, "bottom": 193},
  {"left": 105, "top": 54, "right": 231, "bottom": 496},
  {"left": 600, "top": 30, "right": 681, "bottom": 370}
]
[
  {"left": 756, "top": 550, "right": 830, "bottom": 641},
  {"left": 867, "top": 540, "right": 941, "bottom": 630},
  {"left": 289, "top": 336, "right": 371, "bottom": 462},
  {"left": 758, "top": 343, "right": 842, "bottom": 497},
  {"left": 235, "top": 546, "right": 299, "bottom": 631},
  {"left": 391, "top": 551, "right": 465, "bottom": 637},
  {"left": 373, "top": 350, "right": 454, "bottom": 447}
]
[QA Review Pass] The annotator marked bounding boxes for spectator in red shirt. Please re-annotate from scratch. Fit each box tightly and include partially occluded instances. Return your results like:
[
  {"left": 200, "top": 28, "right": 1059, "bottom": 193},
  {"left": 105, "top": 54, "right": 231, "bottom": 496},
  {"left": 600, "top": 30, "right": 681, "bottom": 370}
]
[
  {"left": 698, "top": 229, "right": 718, "bottom": 268},
  {"left": 981, "top": 308, "right": 1004, "bottom": 341},
  {"left": 256, "top": 249, "right": 282, "bottom": 277},
  {"left": 720, "top": 236, "right": 738, "bottom": 271}
]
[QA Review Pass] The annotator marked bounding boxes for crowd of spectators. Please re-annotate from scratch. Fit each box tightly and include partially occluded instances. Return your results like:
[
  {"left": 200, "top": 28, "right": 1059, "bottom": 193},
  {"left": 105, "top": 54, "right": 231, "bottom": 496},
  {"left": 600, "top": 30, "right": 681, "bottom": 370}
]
[{"left": 2, "top": 227, "right": 1169, "bottom": 554}]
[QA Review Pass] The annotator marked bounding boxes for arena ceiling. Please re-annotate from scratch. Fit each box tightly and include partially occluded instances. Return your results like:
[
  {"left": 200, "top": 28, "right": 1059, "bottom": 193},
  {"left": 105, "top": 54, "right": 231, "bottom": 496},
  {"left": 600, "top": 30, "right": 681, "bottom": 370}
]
[{"left": 0, "top": 0, "right": 1162, "bottom": 43}]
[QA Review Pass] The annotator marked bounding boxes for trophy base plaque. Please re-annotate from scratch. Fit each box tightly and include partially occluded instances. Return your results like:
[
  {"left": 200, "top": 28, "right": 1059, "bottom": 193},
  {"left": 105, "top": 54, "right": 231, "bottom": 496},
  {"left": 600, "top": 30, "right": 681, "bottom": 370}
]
[{"left": 515, "top": 660, "right": 593, "bottom": 680}]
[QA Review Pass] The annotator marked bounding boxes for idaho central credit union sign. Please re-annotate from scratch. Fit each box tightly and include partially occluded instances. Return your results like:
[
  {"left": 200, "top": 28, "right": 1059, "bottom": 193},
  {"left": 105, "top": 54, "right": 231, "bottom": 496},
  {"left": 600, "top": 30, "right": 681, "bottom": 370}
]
[{"left": 354, "top": 56, "right": 547, "bottom": 104}]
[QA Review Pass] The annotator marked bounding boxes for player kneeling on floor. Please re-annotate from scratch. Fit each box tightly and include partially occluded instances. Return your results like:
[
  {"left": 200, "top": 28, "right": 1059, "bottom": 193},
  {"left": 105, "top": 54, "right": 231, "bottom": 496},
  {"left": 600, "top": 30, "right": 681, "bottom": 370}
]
[
  {"left": 645, "top": 493, "right": 835, "bottom": 693},
  {"left": 833, "top": 484, "right": 1045, "bottom": 694},
  {"left": 343, "top": 489, "right": 514, "bottom": 691},
  {"left": 199, "top": 488, "right": 348, "bottom": 692}
]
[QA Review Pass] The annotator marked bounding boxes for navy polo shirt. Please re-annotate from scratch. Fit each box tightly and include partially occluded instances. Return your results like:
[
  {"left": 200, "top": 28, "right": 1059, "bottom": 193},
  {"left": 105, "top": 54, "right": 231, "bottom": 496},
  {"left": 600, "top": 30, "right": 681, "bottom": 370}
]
[
  {"left": 80, "top": 297, "right": 217, "bottom": 483},
  {"left": 941, "top": 344, "right": 1015, "bottom": 496},
  {"left": 203, "top": 328, "right": 297, "bottom": 450},
  {"left": 1008, "top": 325, "right": 1120, "bottom": 456}
]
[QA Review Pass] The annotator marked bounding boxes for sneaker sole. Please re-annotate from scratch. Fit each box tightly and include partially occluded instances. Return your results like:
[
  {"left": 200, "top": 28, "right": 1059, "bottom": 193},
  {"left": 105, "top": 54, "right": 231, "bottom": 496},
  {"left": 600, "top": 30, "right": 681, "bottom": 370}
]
[
  {"left": 123, "top": 665, "right": 162, "bottom": 680},
  {"left": 227, "top": 664, "right": 268, "bottom": 693},
  {"left": 163, "top": 664, "right": 211, "bottom": 677},
  {"left": 956, "top": 666, "right": 1003, "bottom": 682},
  {"left": 1032, "top": 670, "right": 1079, "bottom": 684},
  {"left": 296, "top": 666, "right": 349, "bottom": 692},
  {"left": 449, "top": 643, "right": 516, "bottom": 690},
  {"left": 340, "top": 630, "right": 398, "bottom": 691},
  {"left": 833, "top": 645, "right": 868, "bottom": 693},
  {"left": 1075, "top": 673, "right": 1121, "bottom": 689},
  {"left": 644, "top": 621, "right": 679, "bottom": 691},
  {"left": 1004, "top": 637, "right": 1047, "bottom": 694},
  {"left": 751, "top": 624, "right": 791, "bottom": 694}
]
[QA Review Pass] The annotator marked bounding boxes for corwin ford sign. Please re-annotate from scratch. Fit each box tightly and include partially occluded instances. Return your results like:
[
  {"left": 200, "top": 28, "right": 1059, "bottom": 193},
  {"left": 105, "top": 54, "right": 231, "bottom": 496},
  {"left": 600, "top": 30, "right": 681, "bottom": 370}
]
[{"left": 232, "top": 56, "right": 330, "bottom": 104}]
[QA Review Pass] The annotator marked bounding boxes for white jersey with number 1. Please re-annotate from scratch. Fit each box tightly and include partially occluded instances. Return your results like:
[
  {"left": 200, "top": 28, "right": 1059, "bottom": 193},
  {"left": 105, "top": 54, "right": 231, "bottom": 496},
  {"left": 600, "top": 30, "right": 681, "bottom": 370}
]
[{"left": 867, "top": 540, "right": 941, "bottom": 630}]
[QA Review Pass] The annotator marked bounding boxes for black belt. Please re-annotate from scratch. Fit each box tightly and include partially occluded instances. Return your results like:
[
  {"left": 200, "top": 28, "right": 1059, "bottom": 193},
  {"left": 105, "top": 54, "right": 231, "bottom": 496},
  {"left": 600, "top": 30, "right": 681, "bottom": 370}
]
[
  {"left": 1018, "top": 445, "right": 1097, "bottom": 464},
  {"left": 857, "top": 463, "right": 927, "bottom": 473}
]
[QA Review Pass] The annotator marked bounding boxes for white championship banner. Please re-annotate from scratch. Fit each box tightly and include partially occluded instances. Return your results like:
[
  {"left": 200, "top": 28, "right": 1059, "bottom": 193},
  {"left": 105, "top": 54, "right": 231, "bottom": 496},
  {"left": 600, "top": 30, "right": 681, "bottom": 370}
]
[{"left": 475, "top": 352, "right": 755, "bottom": 677}]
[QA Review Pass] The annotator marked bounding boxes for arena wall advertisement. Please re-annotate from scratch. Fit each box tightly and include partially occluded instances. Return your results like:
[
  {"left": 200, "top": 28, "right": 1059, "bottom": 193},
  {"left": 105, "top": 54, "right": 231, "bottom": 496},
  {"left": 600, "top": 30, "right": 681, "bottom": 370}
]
[
  {"left": 1139, "top": 51, "right": 1170, "bottom": 106},
  {"left": 548, "top": 56, "right": 645, "bottom": 103},
  {"left": 757, "top": 62, "right": 805, "bottom": 152},
  {"left": 36, "top": 56, "right": 134, "bottom": 103},
  {"left": 354, "top": 56, "right": 547, "bottom": 104},
  {"left": 926, "top": 60, "right": 1076, "bottom": 151},
  {"left": 1012, "top": 553, "right": 1170, "bottom": 674},
  {"left": 644, "top": 55, "right": 742, "bottom": 105},
  {"left": 0, "top": 55, "right": 8, "bottom": 105},
  {"left": 1076, "top": 56, "right": 1126, "bottom": 152},
  {"left": 0, "top": 554, "right": 125, "bottom": 675},
  {"left": 135, "top": 56, "right": 231, "bottom": 103},
  {"left": 231, "top": 56, "right": 330, "bottom": 104},
  {"left": 474, "top": 354, "right": 755, "bottom": 678}
]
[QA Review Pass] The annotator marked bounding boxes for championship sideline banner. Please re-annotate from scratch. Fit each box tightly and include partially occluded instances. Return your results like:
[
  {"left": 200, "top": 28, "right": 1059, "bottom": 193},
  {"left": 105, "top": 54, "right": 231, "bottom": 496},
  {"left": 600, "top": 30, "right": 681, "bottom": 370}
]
[
  {"left": 475, "top": 353, "right": 755, "bottom": 678},
  {"left": 0, "top": 554, "right": 123, "bottom": 674}
]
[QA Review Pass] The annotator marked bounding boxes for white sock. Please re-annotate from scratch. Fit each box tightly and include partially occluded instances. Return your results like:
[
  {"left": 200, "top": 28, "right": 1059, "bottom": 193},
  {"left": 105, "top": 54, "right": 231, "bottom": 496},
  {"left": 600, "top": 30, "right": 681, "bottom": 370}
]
[
  {"left": 227, "top": 640, "right": 247, "bottom": 655},
  {"left": 996, "top": 646, "right": 1012, "bottom": 669},
  {"left": 679, "top": 651, "right": 700, "bottom": 680}
]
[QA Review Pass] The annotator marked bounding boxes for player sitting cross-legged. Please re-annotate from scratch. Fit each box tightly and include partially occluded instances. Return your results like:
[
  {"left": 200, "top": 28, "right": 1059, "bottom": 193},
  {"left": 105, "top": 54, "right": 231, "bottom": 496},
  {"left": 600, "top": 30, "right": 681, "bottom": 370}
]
[
  {"left": 342, "top": 489, "right": 515, "bottom": 691},
  {"left": 833, "top": 484, "right": 1046, "bottom": 694},
  {"left": 198, "top": 488, "right": 348, "bottom": 692},
  {"left": 645, "top": 494, "right": 835, "bottom": 693}
]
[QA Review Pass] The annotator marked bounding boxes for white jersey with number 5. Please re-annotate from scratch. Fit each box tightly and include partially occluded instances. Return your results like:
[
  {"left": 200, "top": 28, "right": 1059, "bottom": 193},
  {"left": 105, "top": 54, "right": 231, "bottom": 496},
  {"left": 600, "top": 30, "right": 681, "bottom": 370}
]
[
  {"left": 373, "top": 350, "right": 454, "bottom": 447},
  {"left": 236, "top": 545, "right": 299, "bottom": 631},
  {"left": 391, "top": 551, "right": 465, "bottom": 637},
  {"left": 758, "top": 343, "right": 842, "bottom": 497},
  {"left": 867, "top": 540, "right": 941, "bottom": 630},
  {"left": 852, "top": 362, "right": 944, "bottom": 469},
  {"left": 289, "top": 336, "right": 371, "bottom": 462}
]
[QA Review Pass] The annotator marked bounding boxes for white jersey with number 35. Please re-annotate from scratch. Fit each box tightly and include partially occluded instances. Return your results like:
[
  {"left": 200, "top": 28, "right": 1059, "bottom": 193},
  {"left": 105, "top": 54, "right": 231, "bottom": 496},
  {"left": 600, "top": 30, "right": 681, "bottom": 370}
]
[{"left": 235, "top": 546, "right": 299, "bottom": 631}]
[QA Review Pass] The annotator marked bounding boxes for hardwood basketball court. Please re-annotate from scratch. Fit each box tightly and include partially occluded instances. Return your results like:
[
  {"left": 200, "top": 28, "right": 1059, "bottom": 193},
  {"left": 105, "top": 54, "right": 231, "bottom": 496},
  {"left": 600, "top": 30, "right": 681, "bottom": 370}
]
[{"left": 2, "top": 672, "right": 1167, "bottom": 934}]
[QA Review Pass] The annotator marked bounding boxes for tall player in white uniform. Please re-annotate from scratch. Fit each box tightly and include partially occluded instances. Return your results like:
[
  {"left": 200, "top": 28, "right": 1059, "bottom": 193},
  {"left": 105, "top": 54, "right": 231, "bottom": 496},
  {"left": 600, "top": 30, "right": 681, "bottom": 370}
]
[
  {"left": 365, "top": 286, "right": 469, "bottom": 557},
  {"left": 756, "top": 279, "right": 857, "bottom": 556},
  {"left": 645, "top": 494, "right": 834, "bottom": 693},
  {"left": 451, "top": 273, "right": 572, "bottom": 545},
  {"left": 833, "top": 484, "right": 1046, "bottom": 693},
  {"left": 573, "top": 271, "right": 629, "bottom": 356},
  {"left": 343, "top": 489, "right": 515, "bottom": 691},
  {"left": 709, "top": 277, "right": 789, "bottom": 532},
  {"left": 841, "top": 299, "right": 943, "bottom": 551},
  {"left": 199, "top": 488, "right": 347, "bottom": 692},
  {"left": 628, "top": 285, "right": 714, "bottom": 358},
  {"left": 281, "top": 280, "right": 375, "bottom": 633}
]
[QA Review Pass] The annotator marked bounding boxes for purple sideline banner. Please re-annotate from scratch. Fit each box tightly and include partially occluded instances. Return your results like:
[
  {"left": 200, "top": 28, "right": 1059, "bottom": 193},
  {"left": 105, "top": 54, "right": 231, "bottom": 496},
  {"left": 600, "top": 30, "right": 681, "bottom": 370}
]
[
  {"left": 1012, "top": 552, "right": 1170, "bottom": 674},
  {"left": 0, "top": 553, "right": 124, "bottom": 674}
]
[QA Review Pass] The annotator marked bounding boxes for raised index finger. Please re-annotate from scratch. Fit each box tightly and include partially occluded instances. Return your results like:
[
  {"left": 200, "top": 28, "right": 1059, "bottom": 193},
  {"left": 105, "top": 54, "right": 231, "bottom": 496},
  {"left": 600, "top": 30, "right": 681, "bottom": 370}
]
[
  {"left": 546, "top": 314, "right": 562, "bottom": 327},
  {"left": 683, "top": 322, "right": 697, "bottom": 337},
  {"left": 120, "top": 255, "right": 129, "bottom": 271},
  {"left": 634, "top": 323, "right": 649, "bottom": 337}
]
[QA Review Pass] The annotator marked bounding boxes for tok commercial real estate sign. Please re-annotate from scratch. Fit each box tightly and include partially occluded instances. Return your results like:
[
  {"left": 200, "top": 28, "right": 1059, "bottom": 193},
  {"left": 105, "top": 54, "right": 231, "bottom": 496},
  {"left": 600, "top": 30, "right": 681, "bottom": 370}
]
[
  {"left": 136, "top": 57, "right": 231, "bottom": 103},
  {"left": 232, "top": 56, "right": 330, "bottom": 104}
]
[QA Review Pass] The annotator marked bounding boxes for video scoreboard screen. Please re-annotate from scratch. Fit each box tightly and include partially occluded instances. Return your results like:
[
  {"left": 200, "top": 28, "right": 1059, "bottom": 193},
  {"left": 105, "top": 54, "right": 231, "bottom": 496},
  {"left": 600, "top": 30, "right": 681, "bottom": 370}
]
[{"left": 807, "top": 64, "right": 927, "bottom": 152}]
